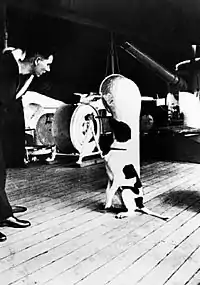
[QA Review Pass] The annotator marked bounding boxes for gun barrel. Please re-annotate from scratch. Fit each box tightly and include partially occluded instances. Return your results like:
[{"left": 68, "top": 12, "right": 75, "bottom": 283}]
[{"left": 121, "top": 41, "right": 187, "bottom": 90}]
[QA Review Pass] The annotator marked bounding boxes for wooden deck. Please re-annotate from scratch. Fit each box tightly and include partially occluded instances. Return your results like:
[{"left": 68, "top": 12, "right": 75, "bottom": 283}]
[{"left": 1, "top": 158, "right": 200, "bottom": 285}]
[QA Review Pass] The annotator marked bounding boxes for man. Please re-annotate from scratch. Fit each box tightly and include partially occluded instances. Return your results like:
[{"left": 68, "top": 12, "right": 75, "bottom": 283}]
[{"left": 0, "top": 47, "right": 53, "bottom": 242}]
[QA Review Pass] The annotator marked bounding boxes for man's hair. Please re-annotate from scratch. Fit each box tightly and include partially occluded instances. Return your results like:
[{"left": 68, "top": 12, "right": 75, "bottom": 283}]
[{"left": 21, "top": 53, "right": 47, "bottom": 64}]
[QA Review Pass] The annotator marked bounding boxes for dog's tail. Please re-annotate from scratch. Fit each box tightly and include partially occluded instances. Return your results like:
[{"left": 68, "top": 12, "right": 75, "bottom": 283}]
[{"left": 137, "top": 207, "right": 169, "bottom": 221}]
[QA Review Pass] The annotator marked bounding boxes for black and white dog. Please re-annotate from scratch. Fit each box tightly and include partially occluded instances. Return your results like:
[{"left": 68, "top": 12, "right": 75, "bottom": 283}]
[{"left": 99, "top": 74, "right": 169, "bottom": 220}]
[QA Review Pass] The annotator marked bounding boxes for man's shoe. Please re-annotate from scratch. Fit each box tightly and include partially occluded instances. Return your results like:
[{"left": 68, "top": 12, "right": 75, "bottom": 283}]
[
  {"left": 12, "top": 205, "right": 27, "bottom": 214},
  {"left": 1, "top": 216, "right": 31, "bottom": 228},
  {"left": 0, "top": 232, "right": 7, "bottom": 242}
]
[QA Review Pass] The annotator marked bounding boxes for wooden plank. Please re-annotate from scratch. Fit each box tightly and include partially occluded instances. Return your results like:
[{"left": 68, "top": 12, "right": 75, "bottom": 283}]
[
  {"left": 4, "top": 197, "right": 173, "bottom": 282},
  {"left": 0, "top": 160, "right": 200, "bottom": 285},
  {"left": 186, "top": 269, "right": 200, "bottom": 285},
  {"left": 164, "top": 245, "right": 200, "bottom": 285},
  {"left": 136, "top": 224, "right": 200, "bottom": 285},
  {"left": 2, "top": 161, "right": 195, "bottom": 247},
  {"left": 45, "top": 197, "right": 200, "bottom": 285},
  {"left": 42, "top": 171, "right": 200, "bottom": 284},
  {"left": 20, "top": 189, "right": 199, "bottom": 284}
]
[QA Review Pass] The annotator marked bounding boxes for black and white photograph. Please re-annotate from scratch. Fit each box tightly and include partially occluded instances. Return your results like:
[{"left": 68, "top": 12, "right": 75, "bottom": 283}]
[{"left": 0, "top": 1, "right": 200, "bottom": 284}]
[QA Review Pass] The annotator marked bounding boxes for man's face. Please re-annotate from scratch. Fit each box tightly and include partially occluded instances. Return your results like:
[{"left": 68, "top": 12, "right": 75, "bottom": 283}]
[{"left": 34, "top": 55, "right": 53, "bottom": 77}]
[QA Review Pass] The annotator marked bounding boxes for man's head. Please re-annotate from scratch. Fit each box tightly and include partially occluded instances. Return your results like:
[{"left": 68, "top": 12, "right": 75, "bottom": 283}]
[
  {"left": 20, "top": 54, "right": 53, "bottom": 77},
  {"left": 4, "top": 47, "right": 53, "bottom": 76}
]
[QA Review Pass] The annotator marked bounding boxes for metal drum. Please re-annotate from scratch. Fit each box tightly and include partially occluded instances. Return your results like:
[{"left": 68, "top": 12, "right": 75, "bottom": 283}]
[
  {"left": 35, "top": 113, "right": 55, "bottom": 146},
  {"left": 52, "top": 103, "right": 101, "bottom": 154},
  {"left": 23, "top": 92, "right": 63, "bottom": 147}
]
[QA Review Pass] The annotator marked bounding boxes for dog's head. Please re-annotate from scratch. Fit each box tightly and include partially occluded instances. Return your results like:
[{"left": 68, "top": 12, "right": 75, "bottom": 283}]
[
  {"left": 99, "top": 74, "right": 124, "bottom": 116},
  {"left": 99, "top": 74, "right": 141, "bottom": 126}
]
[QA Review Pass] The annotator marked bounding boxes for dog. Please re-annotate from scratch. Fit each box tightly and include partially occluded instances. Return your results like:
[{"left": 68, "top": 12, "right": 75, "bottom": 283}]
[
  {"left": 99, "top": 74, "right": 169, "bottom": 220},
  {"left": 103, "top": 118, "right": 169, "bottom": 220}
]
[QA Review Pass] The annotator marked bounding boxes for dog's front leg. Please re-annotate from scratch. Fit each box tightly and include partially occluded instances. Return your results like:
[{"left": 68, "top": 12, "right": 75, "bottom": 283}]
[
  {"left": 105, "top": 180, "right": 118, "bottom": 209},
  {"left": 104, "top": 179, "right": 112, "bottom": 209}
]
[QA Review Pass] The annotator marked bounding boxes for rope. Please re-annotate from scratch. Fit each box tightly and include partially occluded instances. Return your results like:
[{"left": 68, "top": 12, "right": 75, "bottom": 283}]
[{"left": 105, "top": 33, "right": 120, "bottom": 76}]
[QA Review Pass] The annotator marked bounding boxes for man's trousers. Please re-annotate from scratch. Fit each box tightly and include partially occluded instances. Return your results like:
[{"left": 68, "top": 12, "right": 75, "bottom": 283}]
[{"left": 0, "top": 139, "right": 13, "bottom": 222}]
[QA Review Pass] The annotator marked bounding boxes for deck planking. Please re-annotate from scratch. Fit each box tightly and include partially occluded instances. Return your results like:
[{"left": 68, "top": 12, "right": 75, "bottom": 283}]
[{"left": 1, "top": 159, "right": 200, "bottom": 285}]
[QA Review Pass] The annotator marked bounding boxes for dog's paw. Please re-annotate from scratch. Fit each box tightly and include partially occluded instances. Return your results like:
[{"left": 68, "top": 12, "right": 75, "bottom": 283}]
[
  {"left": 98, "top": 203, "right": 106, "bottom": 210},
  {"left": 115, "top": 213, "right": 126, "bottom": 219},
  {"left": 98, "top": 204, "right": 115, "bottom": 213},
  {"left": 115, "top": 210, "right": 136, "bottom": 219},
  {"left": 104, "top": 206, "right": 116, "bottom": 213},
  {"left": 115, "top": 212, "right": 129, "bottom": 219}
]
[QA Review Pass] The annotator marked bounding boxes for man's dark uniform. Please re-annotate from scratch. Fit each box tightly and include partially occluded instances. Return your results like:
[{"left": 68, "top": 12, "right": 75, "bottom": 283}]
[{"left": 0, "top": 51, "right": 24, "bottom": 221}]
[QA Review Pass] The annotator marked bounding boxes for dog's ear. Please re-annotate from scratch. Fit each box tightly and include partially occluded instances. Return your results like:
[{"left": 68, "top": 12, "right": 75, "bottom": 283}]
[{"left": 109, "top": 119, "right": 131, "bottom": 142}]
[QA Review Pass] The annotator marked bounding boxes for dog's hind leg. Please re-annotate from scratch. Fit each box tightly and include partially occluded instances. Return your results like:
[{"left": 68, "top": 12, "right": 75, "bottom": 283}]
[
  {"left": 115, "top": 188, "right": 169, "bottom": 220},
  {"left": 116, "top": 189, "right": 126, "bottom": 209},
  {"left": 115, "top": 189, "right": 137, "bottom": 219}
]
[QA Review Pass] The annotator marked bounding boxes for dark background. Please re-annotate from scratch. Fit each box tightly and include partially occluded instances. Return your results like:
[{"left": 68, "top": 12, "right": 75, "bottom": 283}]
[
  {"left": 1, "top": 0, "right": 200, "bottom": 103},
  {"left": 1, "top": 5, "right": 192, "bottom": 103}
]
